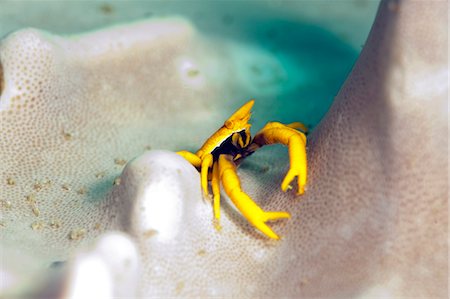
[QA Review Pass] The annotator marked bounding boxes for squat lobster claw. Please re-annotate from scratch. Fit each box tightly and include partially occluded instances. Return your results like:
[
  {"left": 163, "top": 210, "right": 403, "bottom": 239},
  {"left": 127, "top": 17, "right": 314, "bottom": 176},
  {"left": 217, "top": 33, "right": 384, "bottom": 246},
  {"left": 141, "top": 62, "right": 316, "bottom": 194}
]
[{"left": 177, "top": 99, "right": 308, "bottom": 239}]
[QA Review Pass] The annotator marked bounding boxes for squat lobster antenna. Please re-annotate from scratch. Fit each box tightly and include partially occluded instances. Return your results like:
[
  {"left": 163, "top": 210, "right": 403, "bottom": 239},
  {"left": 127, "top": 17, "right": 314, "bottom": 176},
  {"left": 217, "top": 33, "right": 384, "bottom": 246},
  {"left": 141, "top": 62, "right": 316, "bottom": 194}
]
[
  {"left": 230, "top": 99, "right": 254, "bottom": 120},
  {"left": 224, "top": 99, "right": 255, "bottom": 128}
]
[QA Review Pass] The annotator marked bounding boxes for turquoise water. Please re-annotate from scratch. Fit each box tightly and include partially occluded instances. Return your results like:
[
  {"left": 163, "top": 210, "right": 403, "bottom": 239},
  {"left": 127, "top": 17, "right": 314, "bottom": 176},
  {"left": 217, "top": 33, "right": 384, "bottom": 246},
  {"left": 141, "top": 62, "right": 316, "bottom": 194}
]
[
  {"left": 241, "top": 19, "right": 357, "bottom": 129},
  {"left": 0, "top": 1, "right": 376, "bottom": 129},
  {"left": 197, "top": 16, "right": 358, "bottom": 129}
]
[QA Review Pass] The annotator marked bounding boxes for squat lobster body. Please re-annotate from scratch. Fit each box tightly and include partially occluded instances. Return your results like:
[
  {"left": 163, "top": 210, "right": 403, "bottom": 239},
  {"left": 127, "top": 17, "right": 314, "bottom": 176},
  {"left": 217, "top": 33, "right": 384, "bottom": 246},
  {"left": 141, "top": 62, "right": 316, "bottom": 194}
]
[{"left": 177, "top": 99, "right": 307, "bottom": 239}]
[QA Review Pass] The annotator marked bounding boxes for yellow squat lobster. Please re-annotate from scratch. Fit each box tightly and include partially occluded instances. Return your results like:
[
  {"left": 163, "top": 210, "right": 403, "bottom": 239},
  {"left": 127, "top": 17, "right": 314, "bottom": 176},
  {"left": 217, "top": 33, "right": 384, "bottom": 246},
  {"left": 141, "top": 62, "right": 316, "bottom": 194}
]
[{"left": 178, "top": 99, "right": 308, "bottom": 239}]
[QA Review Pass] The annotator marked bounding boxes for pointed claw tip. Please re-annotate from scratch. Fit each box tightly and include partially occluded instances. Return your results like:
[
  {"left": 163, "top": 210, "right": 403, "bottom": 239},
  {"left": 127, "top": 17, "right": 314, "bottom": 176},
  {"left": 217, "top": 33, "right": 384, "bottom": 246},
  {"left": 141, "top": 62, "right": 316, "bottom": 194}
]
[
  {"left": 202, "top": 192, "right": 212, "bottom": 202},
  {"left": 264, "top": 231, "right": 280, "bottom": 240},
  {"left": 213, "top": 220, "right": 222, "bottom": 232}
]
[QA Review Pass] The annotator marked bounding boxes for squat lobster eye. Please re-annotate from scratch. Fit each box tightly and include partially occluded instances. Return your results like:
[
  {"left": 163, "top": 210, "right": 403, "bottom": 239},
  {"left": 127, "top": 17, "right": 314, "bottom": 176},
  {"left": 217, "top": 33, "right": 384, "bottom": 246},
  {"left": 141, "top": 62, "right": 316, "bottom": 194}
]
[
  {"left": 224, "top": 120, "right": 234, "bottom": 129},
  {"left": 177, "top": 99, "right": 308, "bottom": 240}
]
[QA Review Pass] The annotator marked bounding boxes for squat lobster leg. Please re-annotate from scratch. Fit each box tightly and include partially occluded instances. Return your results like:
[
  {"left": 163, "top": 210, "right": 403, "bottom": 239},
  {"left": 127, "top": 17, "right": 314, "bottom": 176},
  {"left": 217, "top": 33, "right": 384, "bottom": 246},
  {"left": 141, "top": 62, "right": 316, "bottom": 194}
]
[
  {"left": 200, "top": 153, "right": 214, "bottom": 197},
  {"left": 177, "top": 150, "right": 213, "bottom": 198},
  {"left": 177, "top": 150, "right": 201, "bottom": 167},
  {"left": 250, "top": 122, "right": 308, "bottom": 195},
  {"left": 211, "top": 162, "right": 221, "bottom": 221},
  {"left": 218, "top": 154, "right": 290, "bottom": 240}
]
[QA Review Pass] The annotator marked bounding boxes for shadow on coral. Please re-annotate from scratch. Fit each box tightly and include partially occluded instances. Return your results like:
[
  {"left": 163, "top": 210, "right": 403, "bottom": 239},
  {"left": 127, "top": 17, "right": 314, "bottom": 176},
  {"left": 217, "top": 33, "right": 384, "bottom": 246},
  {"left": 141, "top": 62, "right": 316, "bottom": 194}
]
[{"left": 0, "top": 59, "right": 3, "bottom": 97}]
